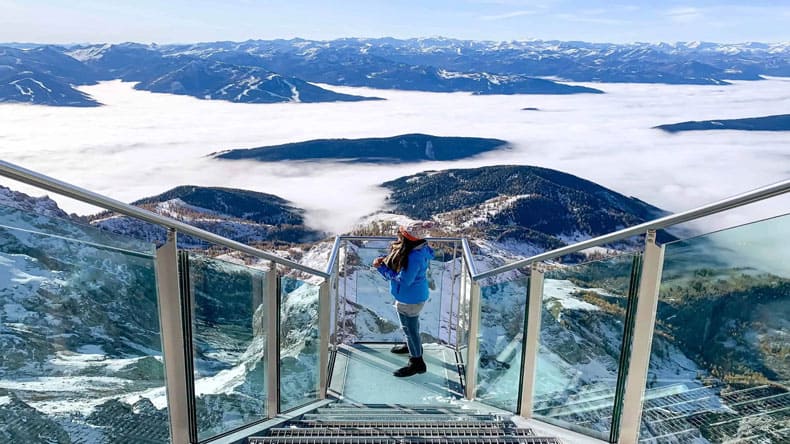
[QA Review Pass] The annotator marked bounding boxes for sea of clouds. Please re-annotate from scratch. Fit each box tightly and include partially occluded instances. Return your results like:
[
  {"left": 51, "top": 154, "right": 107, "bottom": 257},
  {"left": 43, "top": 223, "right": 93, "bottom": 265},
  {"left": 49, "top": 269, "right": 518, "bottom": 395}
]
[{"left": 0, "top": 78, "right": 788, "bottom": 237}]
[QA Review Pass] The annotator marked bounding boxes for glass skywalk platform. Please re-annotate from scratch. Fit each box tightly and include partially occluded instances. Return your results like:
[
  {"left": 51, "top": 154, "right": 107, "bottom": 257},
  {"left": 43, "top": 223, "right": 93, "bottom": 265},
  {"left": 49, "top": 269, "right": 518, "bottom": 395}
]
[
  {"left": 328, "top": 343, "right": 465, "bottom": 405},
  {"left": 0, "top": 159, "right": 788, "bottom": 444}
]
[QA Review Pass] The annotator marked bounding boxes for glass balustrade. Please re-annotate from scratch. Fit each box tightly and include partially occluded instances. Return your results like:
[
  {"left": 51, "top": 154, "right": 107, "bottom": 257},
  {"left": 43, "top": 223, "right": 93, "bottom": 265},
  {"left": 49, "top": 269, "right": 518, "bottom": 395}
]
[
  {"left": 279, "top": 271, "right": 321, "bottom": 412},
  {"left": 1, "top": 159, "right": 786, "bottom": 444},
  {"left": 181, "top": 252, "right": 269, "bottom": 441},
  {"left": 344, "top": 241, "right": 402, "bottom": 343},
  {"left": 339, "top": 239, "right": 462, "bottom": 347},
  {"left": 0, "top": 203, "right": 169, "bottom": 443},
  {"left": 639, "top": 214, "right": 790, "bottom": 444},
  {"left": 456, "top": 261, "right": 473, "bottom": 376},
  {"left": 476, "top": 270, "right": 530, "bottom": 412},
  {"left": 434, "top": 240, "right": 463, "bottom": 346},
  {"left": 4, "top": 194, "right": 786, "bottom": 444},
  {"left": 534, "top": 253, "right": 640, "bottom": 440}
]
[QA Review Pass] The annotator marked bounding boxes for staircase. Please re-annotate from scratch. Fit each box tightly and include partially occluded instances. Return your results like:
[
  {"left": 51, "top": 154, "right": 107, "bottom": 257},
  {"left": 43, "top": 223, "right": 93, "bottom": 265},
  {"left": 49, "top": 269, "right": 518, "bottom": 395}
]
[{"left": 248, "top": 403, "right": 565, "bottom": 443}]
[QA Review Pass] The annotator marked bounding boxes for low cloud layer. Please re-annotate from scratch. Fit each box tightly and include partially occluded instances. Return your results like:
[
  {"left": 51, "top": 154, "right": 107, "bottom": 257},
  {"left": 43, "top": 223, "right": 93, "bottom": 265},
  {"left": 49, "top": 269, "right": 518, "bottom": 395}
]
[{"left": 0, "top": 78, "right": 788, "bottom": 236}]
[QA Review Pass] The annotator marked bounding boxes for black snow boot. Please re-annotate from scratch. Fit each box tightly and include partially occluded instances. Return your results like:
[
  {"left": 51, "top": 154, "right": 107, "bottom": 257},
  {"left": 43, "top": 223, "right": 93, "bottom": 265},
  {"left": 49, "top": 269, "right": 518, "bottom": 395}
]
[
  {"left": 390, "top": 343, "right": 409, "bottom": 354},
  {"left": 393, "top": 357, "right": 427, "bottom": 377}
]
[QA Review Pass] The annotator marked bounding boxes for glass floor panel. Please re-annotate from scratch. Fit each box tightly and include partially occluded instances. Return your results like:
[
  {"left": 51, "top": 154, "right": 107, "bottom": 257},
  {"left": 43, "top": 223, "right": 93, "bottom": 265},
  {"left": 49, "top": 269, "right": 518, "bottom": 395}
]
[{"left": 329, "top": 343, "right": 465, "bottom": 405}]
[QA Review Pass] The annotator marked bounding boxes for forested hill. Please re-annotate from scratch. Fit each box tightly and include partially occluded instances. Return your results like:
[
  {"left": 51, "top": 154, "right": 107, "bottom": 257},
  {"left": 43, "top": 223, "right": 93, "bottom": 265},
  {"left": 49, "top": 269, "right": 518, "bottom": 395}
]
[
  {"left": 655, "top": 114, "right": 790, "bottom": 132},
  {"left": 90, "top": 185, "right": 322, "bottom": 246},
  {"left": 130, "top": 185, "right": 304, "bottom": 226},
  {"left": 381, "top": 165, "right": 667, "bottom": 248},
  {"left": 214, "top": 134, "right": 509, "bottom": 163}
]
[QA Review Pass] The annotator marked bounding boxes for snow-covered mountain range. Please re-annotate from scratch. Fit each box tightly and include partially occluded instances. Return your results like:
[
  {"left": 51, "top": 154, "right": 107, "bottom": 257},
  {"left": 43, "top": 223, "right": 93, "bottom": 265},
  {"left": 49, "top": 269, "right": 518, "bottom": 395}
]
[
  {"left": 3, "top": 37, "right": 788, "bottom": 106},
  {"left": 161, "top": 37, "right": 789, "bottom": 87},
  {"left": 0, "top": 46, "right": 100, "bottom": 106}
]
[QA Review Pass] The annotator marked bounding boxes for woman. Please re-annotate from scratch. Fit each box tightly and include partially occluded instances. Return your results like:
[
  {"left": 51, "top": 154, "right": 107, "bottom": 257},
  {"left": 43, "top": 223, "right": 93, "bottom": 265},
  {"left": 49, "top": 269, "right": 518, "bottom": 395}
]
[{"left": 373, "top": 221, "right": 435, "bottom": 377}]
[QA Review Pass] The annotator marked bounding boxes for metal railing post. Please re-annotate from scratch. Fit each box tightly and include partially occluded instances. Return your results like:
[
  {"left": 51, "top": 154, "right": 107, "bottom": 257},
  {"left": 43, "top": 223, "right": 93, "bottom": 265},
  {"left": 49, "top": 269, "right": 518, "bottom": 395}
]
[
  {"left": 318, "top": 280, "right": 330, "bottom": 399},
  {"left": 464, "top": 281, "right": 482, "bottom": 400},
  {"left": 332, "top": 249, "right": 340, "bottom": 349},
  {"left": 447, "top": 241, "right": 458, "bottom": 345},
  {"left": 519, "top": 264, "right": 544, "bottom": 418},
  {"left": 341, "top": 240, "right": 349, "bottom": 344},
  {"left": 155, "top": 229, "right": 192, "bottom": 444},
  {"left": 618, "top": 231, "right": 665, "bottom": 444},
  {"left": 266, "top": 261, "right": 280, "bottom": 415},
  {"left": 456, "top": 258, "right": 468, "bottom": 349}
]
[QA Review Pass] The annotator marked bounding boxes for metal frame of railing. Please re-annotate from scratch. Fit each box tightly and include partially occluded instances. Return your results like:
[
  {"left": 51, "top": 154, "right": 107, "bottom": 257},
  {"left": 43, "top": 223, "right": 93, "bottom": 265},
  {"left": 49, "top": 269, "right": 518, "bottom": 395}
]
[
  {"left": 0, "top": 160, "right": 331, "bottom": 444},
  {"left": 330, "top": 235, "right": 470, "bottom": 349},
  {"left": 1, "top": 158, "right": 787, "bottom": 444}
]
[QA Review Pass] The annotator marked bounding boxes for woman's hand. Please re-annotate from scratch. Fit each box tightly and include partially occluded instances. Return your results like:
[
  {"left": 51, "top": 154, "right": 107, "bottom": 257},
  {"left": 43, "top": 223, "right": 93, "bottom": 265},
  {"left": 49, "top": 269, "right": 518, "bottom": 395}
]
[{"left": 372, "top": 257, "right": 384, "bottom": 267}]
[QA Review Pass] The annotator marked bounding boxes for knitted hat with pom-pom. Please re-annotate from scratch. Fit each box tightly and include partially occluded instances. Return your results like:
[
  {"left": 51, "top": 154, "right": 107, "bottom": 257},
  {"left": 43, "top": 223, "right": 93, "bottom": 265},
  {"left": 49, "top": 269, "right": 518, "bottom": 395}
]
[{"left": 398, "top": 220, "right": 435, "bottom": 241}]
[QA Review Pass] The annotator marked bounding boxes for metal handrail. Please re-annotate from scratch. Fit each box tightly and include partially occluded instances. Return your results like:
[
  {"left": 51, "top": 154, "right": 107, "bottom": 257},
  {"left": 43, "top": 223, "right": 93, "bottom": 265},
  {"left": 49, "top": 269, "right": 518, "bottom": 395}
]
[
  {"left": 461, "top": 238, "right": 480, "bottom": 278},
  {"left": 2, "top": 159, "right": 787, "bottom": 283},
  {"left": 338, "top": 235, "right": 470, "bottom": 242},
  {"left": 0, "top": 160, "right": 330, "bottom": 278},
  {"left": 324, "top": 236, "right": 343, "bottom": 276},
  {"left": 474, "top": 179, "right": 790, "bottom": 281}
]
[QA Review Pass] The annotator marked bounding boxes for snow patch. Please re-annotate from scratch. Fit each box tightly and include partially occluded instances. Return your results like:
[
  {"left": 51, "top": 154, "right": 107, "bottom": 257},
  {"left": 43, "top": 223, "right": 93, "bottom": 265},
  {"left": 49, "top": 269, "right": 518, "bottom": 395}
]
[
  {"left": 77, "top": 344, "right": 105, "bottom": 355},
  {"left": 543, "top": 279, "right": 603, "bottom": 313}
]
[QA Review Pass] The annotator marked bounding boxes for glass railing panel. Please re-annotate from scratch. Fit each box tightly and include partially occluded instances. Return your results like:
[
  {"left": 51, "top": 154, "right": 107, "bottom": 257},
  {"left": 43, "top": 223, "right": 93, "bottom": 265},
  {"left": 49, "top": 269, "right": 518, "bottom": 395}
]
[
  {"left": 0, "top": 203, "right": 168, "bottom": 443},
  {"left": 456, "top": 262, "right": 473, "bottom": 369},
  {"left": 341, "top": 240, "right": 461, "bottom": 347},
  {"left": 640, "top": 214, "right": 790, "bottom": 443},
  {"left": 345, "top": 241, "right": 400, "bottom": 343},
  {"left": 435, "top": 241, "right": 464, "bottom": 346},
  {"left": 183, "top": 253, "right": 268, "bottom": 441},
  {"left": 476, "top": 271, "right": 529, "bottom": 412},
  {"left": 0, "top": 199, "right": 155, "bottom": 255},
  {"left": 279, "top": 272, "right": 321, "bottom": 412},
  {"left": 535, "top": 253, "right": 639, "bottom": 440}
]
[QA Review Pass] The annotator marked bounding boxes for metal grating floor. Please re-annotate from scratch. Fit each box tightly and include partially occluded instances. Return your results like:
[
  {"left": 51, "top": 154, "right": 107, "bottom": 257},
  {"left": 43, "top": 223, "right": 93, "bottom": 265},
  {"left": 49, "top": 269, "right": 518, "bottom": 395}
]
[
  {"left": 292, "top": 421, "right": 512, "bottom": 428},
  {"left": 250, "top": 438, "right": 563, "bottom": 444},
  {"left": 637, "top": 384, "right": 790, "bottom": 443},
  {"left": 267, "top": 428, "right": 536, "bottom": 437},
  {"left": 248, "top": 402, "right": 565, "bottom": 444}
]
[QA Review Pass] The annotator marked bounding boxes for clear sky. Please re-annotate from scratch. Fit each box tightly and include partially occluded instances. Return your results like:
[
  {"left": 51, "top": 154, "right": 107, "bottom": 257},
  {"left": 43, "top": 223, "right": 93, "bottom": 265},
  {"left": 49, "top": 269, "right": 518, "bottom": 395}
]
[{"left": 2, "top": 0, "right": 789, "bottom": 44}]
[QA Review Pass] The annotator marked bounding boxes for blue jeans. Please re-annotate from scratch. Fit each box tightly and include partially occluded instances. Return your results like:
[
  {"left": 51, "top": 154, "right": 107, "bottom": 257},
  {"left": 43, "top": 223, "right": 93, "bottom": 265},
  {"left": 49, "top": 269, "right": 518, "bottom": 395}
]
[{"left": 397, "top": 311, "right": 423, "bottom": 358}]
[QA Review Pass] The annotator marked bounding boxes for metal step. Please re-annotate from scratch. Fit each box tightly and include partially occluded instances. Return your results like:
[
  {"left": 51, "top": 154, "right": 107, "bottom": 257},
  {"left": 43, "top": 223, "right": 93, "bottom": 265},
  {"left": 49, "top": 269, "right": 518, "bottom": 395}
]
[
  {"left": 323, "top": 403, "right": 503, "bottom": 413},
  {"left": 314, "top": 407, "right": 489, "bottom": 416},
  {"left": 291, "top": 420, "right": 515, "bottom": 429},
  {"left": 250, "top": 437, "right": 563, "bottom": 444},
  {"left": 267, "top": 427, "right": 536, "bottom": 437},
  {"left": 249, "top": 401, "right": 565, "bottom": 443},
  {"left": 300, "top": 414, "right": 497, "bottom": 422}
]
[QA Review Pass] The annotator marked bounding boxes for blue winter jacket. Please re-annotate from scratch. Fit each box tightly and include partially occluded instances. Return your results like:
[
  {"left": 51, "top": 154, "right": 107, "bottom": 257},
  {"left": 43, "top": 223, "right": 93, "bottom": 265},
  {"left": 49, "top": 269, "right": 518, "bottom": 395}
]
[{"left": 375, "top": 243, "right": 434, "bottom": 304}]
